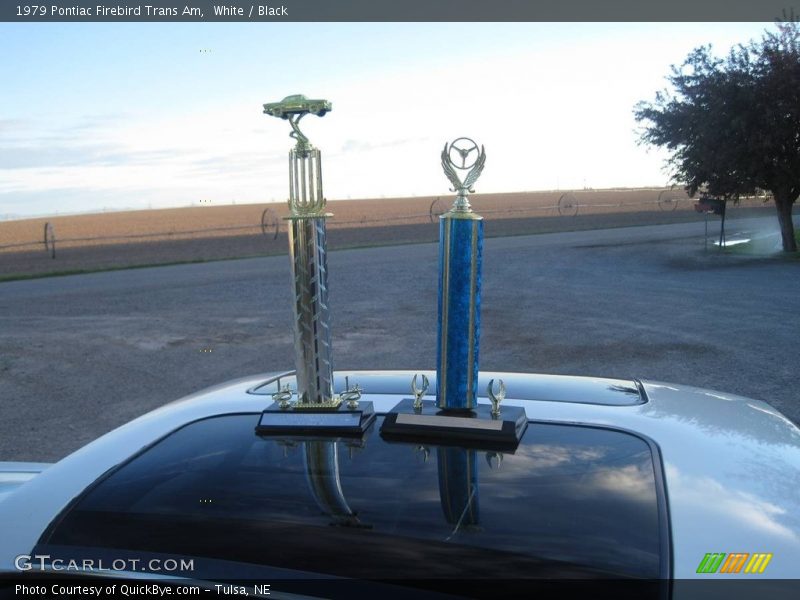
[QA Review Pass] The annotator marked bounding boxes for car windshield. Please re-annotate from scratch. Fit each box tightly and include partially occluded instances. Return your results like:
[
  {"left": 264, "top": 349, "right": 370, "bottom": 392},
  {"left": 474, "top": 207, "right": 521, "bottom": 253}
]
[{"left": 38, "top": 414, "right": 668, "bottom": 580}]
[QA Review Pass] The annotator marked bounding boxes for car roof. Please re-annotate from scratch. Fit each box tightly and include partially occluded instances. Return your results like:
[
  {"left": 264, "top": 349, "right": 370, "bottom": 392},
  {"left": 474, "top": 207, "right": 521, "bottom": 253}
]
[
  {"left": 2, "top": 370, "right": 799, "bottom": 579},
  {"left": 37, "top": 413, "right": 668, "bottom": 580}
]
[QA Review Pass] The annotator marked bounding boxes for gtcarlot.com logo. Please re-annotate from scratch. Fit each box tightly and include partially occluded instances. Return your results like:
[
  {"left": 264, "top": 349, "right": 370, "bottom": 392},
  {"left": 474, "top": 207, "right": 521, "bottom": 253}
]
[
  {"left": 15, "top": 554, "right": 194, "bottom": 573},
  {"left": 696, "top": 552, "right": 773, "bottom": 574}
]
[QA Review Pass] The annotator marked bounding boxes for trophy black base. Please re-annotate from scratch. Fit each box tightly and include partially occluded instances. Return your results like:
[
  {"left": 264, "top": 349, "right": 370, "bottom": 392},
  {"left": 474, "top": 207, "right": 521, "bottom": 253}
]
[
  {"left": 256, "top": 401, "right": 376, "bottom": 437},
  {"left": 380, "top": 398, "right": 527, "bottom": 451}
]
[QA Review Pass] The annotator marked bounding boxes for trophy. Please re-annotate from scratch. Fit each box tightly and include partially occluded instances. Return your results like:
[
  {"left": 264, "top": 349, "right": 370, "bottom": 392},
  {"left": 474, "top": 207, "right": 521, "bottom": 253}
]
[
  {"left": 380, "top": 139, "right": 526, "bottom": 449},
  {"left": 256, "top": 94, "right": 374, "bottom": 435},
  {"left": 437, "top": 137, "right": 486, "bottom": 410}
]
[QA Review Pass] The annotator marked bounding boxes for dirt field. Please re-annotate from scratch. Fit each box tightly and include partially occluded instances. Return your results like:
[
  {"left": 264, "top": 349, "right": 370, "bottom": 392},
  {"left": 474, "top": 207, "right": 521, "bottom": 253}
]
[{"left": 0, "top": 188, "right": 771, "bottom": 278}]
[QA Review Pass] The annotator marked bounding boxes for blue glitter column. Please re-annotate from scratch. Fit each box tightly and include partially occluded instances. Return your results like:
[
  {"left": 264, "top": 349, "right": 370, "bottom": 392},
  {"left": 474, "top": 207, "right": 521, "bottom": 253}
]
[
  {"left": 437, "top": 447, "right": 480, "bottom": 526},
  {"left": 437, "top": 212, "right": 483, "bottom": 410}
]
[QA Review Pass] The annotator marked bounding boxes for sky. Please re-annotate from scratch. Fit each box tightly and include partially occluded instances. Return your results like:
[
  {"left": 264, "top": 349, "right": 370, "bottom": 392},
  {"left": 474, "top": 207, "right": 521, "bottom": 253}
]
[{"left": 0, "top": 21, "right": 774, "bottom": 219}]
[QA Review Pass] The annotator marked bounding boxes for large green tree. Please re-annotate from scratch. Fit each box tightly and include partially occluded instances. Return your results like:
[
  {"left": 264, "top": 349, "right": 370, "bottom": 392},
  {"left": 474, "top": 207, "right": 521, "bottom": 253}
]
[{"left": 635, "top": 21, "right": 800, "bottom": 252}]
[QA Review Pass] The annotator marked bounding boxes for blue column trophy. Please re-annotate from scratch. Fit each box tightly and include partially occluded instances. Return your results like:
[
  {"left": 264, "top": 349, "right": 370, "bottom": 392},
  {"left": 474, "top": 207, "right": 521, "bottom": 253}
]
[
  {"left": 437, "top": 138, "right": 486, "bottom": 410},
  {"left": 381, "top": 138, "right": 527, "bottom": 448}
]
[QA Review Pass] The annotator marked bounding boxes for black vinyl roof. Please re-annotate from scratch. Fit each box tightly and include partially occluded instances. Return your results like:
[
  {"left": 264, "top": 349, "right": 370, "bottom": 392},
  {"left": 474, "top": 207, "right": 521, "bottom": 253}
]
[{"left": 40, "top": 414, "right": 669, "bottom": 581}]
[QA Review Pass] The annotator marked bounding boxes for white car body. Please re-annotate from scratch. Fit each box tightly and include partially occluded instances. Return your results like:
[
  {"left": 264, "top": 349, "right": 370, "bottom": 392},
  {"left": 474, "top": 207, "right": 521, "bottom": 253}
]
[{"left": 1, "top": 370, "right": 799, "bottom": 583}]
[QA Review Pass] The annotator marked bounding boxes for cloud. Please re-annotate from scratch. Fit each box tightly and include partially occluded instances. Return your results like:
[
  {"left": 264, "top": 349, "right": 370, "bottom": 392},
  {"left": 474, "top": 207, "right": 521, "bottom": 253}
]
[
  {"left": 0, "top": 105, "right": 287, "bottom": 211},
  {"left": 0, "top": 144, "right": 182, "bottom": 170},
  {"left": 0, "top": 118, "right": 30, "bottom": 134},
  {"left": 340, "top": 136, "right": 428, "bottom": 154},
  {"left": 0, "top": 113, "right": 176, "bottom": 170},
  {"left": 665, "top": 464, "right": 799, "bottom": 542},
  {"left": 63, "top": 113, "right": 130, "bottom": 132}
]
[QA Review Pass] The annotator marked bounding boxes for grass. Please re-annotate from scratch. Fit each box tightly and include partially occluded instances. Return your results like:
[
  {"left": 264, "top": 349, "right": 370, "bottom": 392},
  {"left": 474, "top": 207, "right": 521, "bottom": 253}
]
[{"left": 723, "top": 229, "right": 800, "bottom": 256}]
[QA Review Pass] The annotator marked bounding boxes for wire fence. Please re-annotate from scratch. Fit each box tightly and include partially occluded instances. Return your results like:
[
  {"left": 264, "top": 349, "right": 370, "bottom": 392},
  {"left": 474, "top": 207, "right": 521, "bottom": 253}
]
[{"left": 0, "top": 190, "right": 775, "bottom": 258}]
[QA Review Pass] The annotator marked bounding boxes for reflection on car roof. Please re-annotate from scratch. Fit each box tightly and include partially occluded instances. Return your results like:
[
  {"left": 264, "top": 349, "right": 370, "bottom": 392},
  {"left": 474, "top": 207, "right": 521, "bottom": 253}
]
[{"left": 39, "top": 414, "right": 668, "bottom": 580}]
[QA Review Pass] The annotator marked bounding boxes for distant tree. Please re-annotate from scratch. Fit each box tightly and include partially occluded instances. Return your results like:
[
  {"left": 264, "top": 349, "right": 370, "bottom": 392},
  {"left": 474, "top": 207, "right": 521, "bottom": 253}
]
[{"left": 635, "top": 20, "right": 800, "bottom": 252}]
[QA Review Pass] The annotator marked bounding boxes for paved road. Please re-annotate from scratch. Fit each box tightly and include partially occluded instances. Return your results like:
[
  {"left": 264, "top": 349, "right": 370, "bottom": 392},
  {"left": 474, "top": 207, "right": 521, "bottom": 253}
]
[{"left": 1, "top": 217, "right": 798, "bottom": 461}]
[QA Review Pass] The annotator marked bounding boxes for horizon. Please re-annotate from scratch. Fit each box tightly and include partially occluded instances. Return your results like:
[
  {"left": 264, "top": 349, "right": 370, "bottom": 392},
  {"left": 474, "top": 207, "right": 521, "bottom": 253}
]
[
  {"left": 0, "top": 184, "right": 684, "bottom": 222},
  {"left": 0, "top": 22, "right": 773, "bottom": 220}
]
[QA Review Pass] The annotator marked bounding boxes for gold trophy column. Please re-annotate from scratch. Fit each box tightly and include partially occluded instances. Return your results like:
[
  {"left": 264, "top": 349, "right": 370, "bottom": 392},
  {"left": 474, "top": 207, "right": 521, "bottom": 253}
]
[{"left": 286, "top": 144, "right": 334, "bottom": 405}]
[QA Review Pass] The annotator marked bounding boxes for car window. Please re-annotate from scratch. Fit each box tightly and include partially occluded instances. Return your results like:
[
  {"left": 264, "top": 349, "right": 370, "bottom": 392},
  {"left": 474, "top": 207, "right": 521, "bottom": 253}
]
[{"left": 39, "top": 414, "right": 668, "bottom": 580}]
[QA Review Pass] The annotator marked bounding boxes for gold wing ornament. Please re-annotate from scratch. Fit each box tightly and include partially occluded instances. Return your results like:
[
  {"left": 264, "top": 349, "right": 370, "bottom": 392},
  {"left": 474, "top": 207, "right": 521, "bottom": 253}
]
[
  {"left": 463, "top": 146, "right": 486, "bottom": 192},
  {"left": 441, "top": 143, "right": 463, "bottom": 192},
  {"left": 441, "top": 143, "right": 486, "bottom": 194}
]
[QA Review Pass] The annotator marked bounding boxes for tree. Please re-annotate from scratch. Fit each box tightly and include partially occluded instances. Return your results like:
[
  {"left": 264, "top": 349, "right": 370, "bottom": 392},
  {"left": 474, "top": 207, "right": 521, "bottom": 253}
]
[{"left": 635, "top": 21, "right": 800, "bottom": 252}]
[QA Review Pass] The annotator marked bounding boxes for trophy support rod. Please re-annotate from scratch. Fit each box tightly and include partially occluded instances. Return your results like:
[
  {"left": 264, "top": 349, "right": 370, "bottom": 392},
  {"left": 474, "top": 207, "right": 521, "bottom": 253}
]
[
  {"left": 287, "top": 212, "right": 334, "bottom": 405},
  {"left": 285, "top": 143, "right": 334, "bottom": 405},
  {"left": 436, "top": 212, "right": 483, "bottom": 410}
]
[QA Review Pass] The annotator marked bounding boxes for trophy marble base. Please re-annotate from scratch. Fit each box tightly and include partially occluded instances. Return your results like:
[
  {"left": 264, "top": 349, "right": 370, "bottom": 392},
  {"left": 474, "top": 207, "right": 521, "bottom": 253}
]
[
  {"left": 380, "top": 398, "right": 527, "bottom": 451},
  {"left": 256, "top": 401, "right": 376, "bottom": 437}
]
